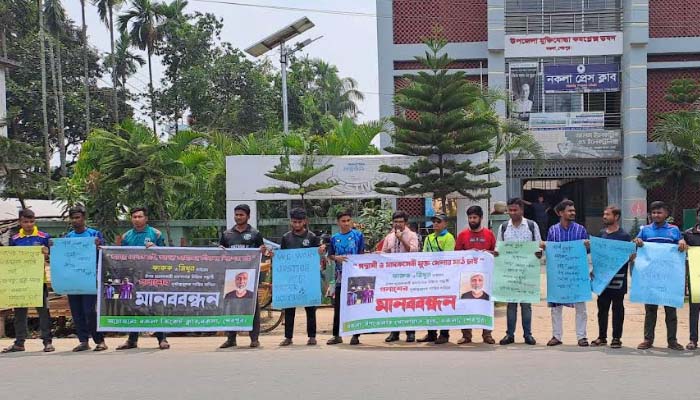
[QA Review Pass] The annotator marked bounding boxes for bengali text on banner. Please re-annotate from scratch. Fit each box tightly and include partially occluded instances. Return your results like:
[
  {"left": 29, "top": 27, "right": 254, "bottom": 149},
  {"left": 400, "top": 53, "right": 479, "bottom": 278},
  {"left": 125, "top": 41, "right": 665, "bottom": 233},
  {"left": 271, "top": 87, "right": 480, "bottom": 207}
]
[{"left": 0, "top": 247, "right": 45, "bottom": 308}]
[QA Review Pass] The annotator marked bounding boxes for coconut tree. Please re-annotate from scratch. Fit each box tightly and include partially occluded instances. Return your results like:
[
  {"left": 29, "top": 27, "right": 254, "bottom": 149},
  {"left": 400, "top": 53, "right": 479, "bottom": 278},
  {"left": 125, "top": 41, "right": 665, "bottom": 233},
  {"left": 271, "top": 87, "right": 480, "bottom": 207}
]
[
  {"left": 37, "top": 0, "right": 51, "bottom": 175},
  {"left": 44, "top": 0, "right": 67, "bottom": 176},
  {"left": 105, "top": 31, "right": 145, "bottom": 110},
  {"left": 93, "top": 0, "right": 123, "bottom": 122}
]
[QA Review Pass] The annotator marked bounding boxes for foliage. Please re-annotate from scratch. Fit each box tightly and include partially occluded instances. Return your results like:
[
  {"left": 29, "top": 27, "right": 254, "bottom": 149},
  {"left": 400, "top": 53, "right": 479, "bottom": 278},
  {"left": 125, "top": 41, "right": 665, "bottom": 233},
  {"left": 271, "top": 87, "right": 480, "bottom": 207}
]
[
  {"left": 376, "top": 32, "right": 499, "bottom": 212},
  {"left": 358, "top": 201, "right": 394, "bottom": 251},
  {"left": 0, "top": 137, "right": 52, "bottom": 207}
]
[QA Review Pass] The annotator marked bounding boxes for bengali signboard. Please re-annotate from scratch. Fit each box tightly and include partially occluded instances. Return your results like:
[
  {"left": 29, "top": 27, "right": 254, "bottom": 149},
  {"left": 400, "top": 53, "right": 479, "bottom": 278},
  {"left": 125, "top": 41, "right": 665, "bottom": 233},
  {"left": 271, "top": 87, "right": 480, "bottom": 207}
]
[
  {"left": 629, "top": 243, "right": 686, "bottom": 308},
  {"left": 589, "top": 236, "right": 636, "bottom": 295},
  {"left": 0, "top": 247, "right": 45, "bottom": 308},
  {"left": 272, "top": 248, "right": 322, "bottom": 309},
  {"left": 98, "top": 247, "right": 261, "bottom": 332},
  {"left": 528, "top": 112, "right": 621, "bottom": 158},
  {"left": 544, "top": 64, "right": 620, "bottom": 93},
  {"left": 505, "top": 32, "right": 623, "bottom": 58},
  {"left": 545, "top": 240, "right": 592, "bottom": 304},
  {"left": 339, "top": 251, "right": 494, "bottom": 336},
  {"left": 492, "top": 241, "right": 541, "bottom": 304},
  {"left": 50, "top": 237, "right": 98, "bottom": 295}
]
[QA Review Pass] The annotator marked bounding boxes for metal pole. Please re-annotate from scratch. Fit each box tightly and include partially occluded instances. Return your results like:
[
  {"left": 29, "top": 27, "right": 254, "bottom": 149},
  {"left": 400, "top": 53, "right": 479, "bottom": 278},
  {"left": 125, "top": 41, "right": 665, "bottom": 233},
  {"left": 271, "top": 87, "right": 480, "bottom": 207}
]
[{"left": 280, "top": 41, "right": 289, "bottom": 134}]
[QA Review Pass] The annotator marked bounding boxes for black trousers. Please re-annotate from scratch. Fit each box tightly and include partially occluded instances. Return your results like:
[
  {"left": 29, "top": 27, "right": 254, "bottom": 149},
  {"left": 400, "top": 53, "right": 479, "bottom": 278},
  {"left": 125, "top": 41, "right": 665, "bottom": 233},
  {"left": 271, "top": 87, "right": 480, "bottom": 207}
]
[
  {"left": 596, "top": 291, "right": 625, "bottom": 339},
  {"left": 332, "top": 285, "right": 360, "bottom": 338},
  {"left": 284, "top": 306, "right": 317, "bottom": 339},
  {"left": 14, "top": 285, "right": 52, "bottom": 345},
  {"left": 426, "top": 330, "right": 450, "bottom": 338},
  {"left": 228, "top": 302, "right": 261, "bottom": 341}
]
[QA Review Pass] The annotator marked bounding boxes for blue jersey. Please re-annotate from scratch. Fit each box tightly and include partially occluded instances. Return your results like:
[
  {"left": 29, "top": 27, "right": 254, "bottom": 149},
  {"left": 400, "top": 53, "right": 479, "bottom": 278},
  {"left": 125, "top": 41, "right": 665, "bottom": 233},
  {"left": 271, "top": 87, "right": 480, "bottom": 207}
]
[
  {"left": 328, "top": 229, "right": 365, "bottom": 286},
  {"left": 10, "top": 226, "right": 50, "bottom": 247},
  {"left": 121, "top": 225, "right": 165, "bottom": 247},
  {"left": 637, "top": 222, "right": 682, "bottom": 244},
  {"left": 65, "top": 227, "right": 105, "bottom": 245}
]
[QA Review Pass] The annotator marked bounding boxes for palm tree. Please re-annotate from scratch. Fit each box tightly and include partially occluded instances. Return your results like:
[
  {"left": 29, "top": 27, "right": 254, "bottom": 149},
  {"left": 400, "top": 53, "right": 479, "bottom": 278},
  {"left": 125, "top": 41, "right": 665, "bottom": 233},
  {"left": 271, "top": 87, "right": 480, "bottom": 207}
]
[
  {"left": 158, "top": 0, "right": 188, "bottom": 134},
  {"left": 313, "top": 60, "right": 364, "bottom": 119},
  {"left": 118, "top": 0, "right": 165, "bottom": 136},
  {"left": 80, "top": 0, "right": 91, "bottom": 137},
  {"left": 105, "top": 31, "right": 145, "bottom": 109},
  {"left": 93, "top": 0, "right": 123, "bottom": 123},
  {"left": 37, "top": 0, "right": 51, "bottom": 175},
  {"left": 44, "top": 0, "right": 67, "bottom": 176}
]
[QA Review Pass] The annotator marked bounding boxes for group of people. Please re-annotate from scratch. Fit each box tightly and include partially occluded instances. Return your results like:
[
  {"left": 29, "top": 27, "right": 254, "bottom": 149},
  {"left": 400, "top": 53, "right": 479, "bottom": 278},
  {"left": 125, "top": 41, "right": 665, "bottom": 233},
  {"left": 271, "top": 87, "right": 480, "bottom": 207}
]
[{"left": 3, "top": 198, "right": 700, "bottom": 354}]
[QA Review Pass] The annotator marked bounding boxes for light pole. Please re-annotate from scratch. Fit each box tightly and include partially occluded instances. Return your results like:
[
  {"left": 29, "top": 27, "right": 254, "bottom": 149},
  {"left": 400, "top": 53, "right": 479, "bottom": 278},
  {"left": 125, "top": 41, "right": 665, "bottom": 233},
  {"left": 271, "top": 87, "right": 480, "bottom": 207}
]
[{"left": 245, "top": 17, "right": 319, "bottom": 134}]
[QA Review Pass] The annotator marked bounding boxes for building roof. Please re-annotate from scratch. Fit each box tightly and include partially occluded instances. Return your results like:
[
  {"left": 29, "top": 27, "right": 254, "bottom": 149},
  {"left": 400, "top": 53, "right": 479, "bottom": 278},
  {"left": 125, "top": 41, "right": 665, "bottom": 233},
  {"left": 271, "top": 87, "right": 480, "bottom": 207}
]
[
  {"left": 0, "top": 56, "right": 20, "bottom": 68},
  {"left": 0, "top": 198, "right": 65, "bottom": 222}
]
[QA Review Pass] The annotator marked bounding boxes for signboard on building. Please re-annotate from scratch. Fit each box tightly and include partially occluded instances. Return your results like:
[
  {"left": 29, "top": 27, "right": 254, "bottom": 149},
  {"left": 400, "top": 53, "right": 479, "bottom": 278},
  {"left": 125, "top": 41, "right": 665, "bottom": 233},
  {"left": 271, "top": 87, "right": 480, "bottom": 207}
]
[
  {"left": 527, "top": 112, "right": 621, "bottom": 159},
  {"left": 505, "top": 32, "right": 623, "bottom": 58},
  {"left": 509, "top": 63, "right": 539, "bottom": 122},
  {"left": 544, "top": 64, "right": 620, "bottom": 93}
]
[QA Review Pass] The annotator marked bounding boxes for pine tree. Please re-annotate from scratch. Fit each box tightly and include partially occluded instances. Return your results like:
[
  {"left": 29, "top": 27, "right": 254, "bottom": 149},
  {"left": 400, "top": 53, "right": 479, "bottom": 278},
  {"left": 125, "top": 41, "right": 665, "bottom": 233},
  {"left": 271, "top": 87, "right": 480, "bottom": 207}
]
[{"left": 375, "top": 32, "right": 499, "bottom": 213}]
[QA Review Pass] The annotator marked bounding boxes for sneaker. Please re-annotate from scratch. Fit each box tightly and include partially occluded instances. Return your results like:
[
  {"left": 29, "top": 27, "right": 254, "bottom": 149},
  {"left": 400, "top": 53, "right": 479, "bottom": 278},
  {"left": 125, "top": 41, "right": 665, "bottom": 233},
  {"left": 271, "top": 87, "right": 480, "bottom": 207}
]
[
  {"left": 116, "top": 341, "right": 138, "bottom": 351},
  {"left": 546, "top": 337, "right": 562, "bottom": 347},
  {"left": 434, "top": 336, "right": 450, "bottom": 345},
  {"left": 385, "top": 333, "right": 399, "bottom": 342},
  {"left": 219, "top": 339, "right": 237, "bottom": 349},
  {"left": 578, "top": 338, "right": 589, "bottom": 347},
  {"left": 590, "top": 338, "right": 607, "bottom": 347},
  {"left": 406, "top": 333, "right": 415, "bottom": 343},
  {"left": 499, "top": 335, "right": 515, "bottom": 345},
  {"left": 417, "top": 334, "right": 437, "bottom": 343},
  {"left": 610, "top": 338, "right": 622, "bottom": 349},
  {"left": 307, "top": 337, "right": 317, "bottom": 346},
  {"left": 524, "top": 335, "right": 537, "bottom": 345},
  {"left": 457, "top": 336, "right": 472, "bottom": 345},
  {"left": 43, "top": 343, "right": 56, "bottom": 353},
  {"left": 668, "top": 341, "right": 684, "bottom": 351},
  {"left": 326, "top": 336, "right": 343, "bottom": 345},
  {"left": 158, "top": 340, "right": 170, "bottom": 350},
  {"left": 94, "top": 342, "right": 109, "bottom": 352},
  {"left": 350, "top": 335, "right": 360, "bottom": 345},
  {"left": 637, "top": 340, "right": 653, "bottom": 350},
  {"left": 72, "top": 342, "right": 91, "bottom": 352},
  {"left": 482, "top": 333, "right": 496, "bottom": 345},
  {"left": 279, "top": 338, "right": 293, "bottom": 347},
  {"left": 250, "top": 340, "right": 260, "bottom": 348}
]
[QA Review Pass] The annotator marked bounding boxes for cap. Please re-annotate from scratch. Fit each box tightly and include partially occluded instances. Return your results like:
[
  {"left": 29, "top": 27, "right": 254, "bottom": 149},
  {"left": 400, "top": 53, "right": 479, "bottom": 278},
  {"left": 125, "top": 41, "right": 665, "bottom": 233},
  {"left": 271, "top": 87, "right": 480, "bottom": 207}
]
[{"left": 431, "top": 213, "right": 448, "bottom": 222}]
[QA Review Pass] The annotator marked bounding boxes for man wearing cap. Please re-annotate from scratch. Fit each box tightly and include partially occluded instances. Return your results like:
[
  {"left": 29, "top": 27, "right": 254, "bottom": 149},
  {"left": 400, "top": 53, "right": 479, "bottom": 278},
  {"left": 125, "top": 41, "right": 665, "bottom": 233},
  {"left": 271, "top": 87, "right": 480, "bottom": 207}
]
[{"left": 417, "top": 213, "right": 455, "bottom": 344}]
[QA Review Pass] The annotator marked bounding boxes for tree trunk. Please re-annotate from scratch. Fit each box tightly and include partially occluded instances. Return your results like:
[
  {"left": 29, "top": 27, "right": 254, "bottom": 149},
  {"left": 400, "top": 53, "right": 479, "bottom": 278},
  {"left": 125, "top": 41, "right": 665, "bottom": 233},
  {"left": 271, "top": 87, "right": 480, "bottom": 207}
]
[
  {"left": 55, "top": 36, "right": 67, "bottom": 177},
  {"left": 38, "top": 0, "right": 50, "bottom": 176},
  {"left": 147, "top": 45, "right": 157, "bottom": 136},
  {"left": 108, "top": 5, "right": 119, "bottom": 123},
  {"left": 47, "top": 34, "right": 59, "bottom": 175},
  {"left": 80, "top": 0, "right": 92, "bottom": 141}
]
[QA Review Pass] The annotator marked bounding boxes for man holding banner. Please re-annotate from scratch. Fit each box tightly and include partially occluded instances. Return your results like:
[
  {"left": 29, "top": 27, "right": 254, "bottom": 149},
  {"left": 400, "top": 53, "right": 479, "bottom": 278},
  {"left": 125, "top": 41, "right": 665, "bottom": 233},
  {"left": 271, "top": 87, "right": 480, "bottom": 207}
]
[
  {"left": 685, "top": 206, "right": 700, "bottom": 350},
  {"left": 634, "top": 201, "right": 688, "bottom": 351},
  {"left": 591, "top": 206, "right": 633, "bottom": 349},
  {"left": 496, "top": 198, "right": 542, "bottom": 346},
  {"left": 62, "top": 205, "right": 108, "bottom": 352},
  {"left": 545, "top": 200, "right": 590, "bottom": 347},
  {"left": 218, "top": 204, "right": 265, "bottom": 349},
  {"left": 2, "top": 209, "right": 54, "bottom": 354}
]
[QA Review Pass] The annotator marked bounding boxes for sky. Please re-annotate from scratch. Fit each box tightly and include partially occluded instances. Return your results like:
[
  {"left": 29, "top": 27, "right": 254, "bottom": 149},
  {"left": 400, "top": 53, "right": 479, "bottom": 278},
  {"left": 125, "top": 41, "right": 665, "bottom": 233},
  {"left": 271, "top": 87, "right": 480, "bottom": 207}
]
[{"left": 62, "top": 0, "right": 381, "bottom": 128}]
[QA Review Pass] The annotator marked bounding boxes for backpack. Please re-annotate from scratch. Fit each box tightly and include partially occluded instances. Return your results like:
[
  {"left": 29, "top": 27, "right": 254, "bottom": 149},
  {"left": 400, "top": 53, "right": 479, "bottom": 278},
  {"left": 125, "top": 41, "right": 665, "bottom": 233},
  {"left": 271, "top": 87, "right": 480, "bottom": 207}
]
[{"left": 501, "top": 219, "right": 537, "bottom": 241}]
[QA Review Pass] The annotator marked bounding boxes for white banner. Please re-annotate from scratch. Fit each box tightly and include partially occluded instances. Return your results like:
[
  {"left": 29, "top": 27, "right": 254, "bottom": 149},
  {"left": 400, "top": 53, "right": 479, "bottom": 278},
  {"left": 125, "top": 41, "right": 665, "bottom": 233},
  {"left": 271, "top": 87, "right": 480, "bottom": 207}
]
[
  {"left": 339, "top": 251, "right": 494, "bottom": 336},
  {"left": 505, "top": 32, "right": 623, "bottom": 58}
]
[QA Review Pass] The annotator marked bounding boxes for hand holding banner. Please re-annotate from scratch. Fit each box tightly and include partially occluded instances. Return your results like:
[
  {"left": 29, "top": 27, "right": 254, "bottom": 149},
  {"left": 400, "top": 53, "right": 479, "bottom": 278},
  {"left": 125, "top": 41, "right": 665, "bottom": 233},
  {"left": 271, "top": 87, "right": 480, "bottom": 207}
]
[
  {"left": 272, "top": 248, "right": 321, "bottom": 309},
  {"left": 0, "top": 247, "right": 45, "bottom": 308},
  {"left": 629, "top": 242, "right": 686, "bottom": 308},
  {"left": 493, "top": 241, "right": 541, "bottom": 303},
  {"left": 590, "top": 236, "right": 636, "bottom": 295},
  {"left": 546, "top": 240, "right": 591, "bottom": 303},
  {"left": 50, "top": 237, "right": 98, "bottom": 295},
  {"left": 689, "top": 247, "right": 700, "bottom": 304}
]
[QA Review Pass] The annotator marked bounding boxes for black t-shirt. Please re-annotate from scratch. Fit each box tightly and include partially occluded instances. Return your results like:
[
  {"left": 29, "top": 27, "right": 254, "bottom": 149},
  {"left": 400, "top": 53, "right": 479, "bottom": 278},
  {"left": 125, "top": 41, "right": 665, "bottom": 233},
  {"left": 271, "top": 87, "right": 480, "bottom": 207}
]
[
  {"left": 599, "top": 228, "right": 632, "bottom": 295},
  {"left": 219, "top": 225, "right": 264, "bottom": 249},
  {"left": 280, "top": 230, "right": 320, "bottom": 250},
  {"left": 461, "top": 291, "right": 490, "bottom": 301},
  {"left": 684, "top": 227, "right": 700, "bottom": 247}
]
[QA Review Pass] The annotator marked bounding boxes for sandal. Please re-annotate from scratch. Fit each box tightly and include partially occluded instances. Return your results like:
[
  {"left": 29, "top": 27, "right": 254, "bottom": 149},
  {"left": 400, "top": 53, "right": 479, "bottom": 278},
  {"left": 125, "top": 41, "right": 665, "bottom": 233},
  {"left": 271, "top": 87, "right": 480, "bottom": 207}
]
[
  {"left": 1, "top": 344, "right": 25, "bottom": 353},
  {"left": 159, "top": 340, "right": 171, "bottom": 350},
  {"left": 590, "top": 338, "right": 607, "bottom": 347},
  {"left": 546, "top": 337, "right": 562, "bottom": 347},
  {"left": 578, "top": 338, "right": 589, "bottom": 347},
  {"left": 686, "top": 341, "right": 698, "bottom": 350}
]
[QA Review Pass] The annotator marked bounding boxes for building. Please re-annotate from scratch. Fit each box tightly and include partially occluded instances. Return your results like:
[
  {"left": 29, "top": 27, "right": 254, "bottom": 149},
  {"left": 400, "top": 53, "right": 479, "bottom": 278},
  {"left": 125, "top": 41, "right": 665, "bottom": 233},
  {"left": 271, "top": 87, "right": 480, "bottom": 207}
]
[{"left": 377, "top": 0, "right": 700, "bottom": 231}]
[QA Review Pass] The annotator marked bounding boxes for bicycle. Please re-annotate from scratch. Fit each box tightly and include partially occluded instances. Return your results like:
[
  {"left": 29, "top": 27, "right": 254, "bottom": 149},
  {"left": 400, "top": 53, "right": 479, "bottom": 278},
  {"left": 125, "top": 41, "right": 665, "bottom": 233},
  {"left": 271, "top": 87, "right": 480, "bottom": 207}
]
[{"left": 257, "top": 260, "right": 284, "bottom": 333}]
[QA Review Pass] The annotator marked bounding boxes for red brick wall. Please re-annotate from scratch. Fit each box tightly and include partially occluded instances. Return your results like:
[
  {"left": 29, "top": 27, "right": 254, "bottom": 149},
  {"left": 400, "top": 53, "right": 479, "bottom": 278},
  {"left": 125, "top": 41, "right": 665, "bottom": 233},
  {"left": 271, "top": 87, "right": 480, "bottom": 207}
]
[
  {"left": 397, "top": 198, "right": 425, "bottom": 217},
  {"left": 649, "top": 0, "right": 700, "bottom": 38},
  {"left": 647, "top": 68, "right": 700, "bottom": 137},
  {"left": 648, "top": 53, "right": 700, "bottom": 63},
  {"left": 393, "top": 0, "right": 488, "bottom": 44}
]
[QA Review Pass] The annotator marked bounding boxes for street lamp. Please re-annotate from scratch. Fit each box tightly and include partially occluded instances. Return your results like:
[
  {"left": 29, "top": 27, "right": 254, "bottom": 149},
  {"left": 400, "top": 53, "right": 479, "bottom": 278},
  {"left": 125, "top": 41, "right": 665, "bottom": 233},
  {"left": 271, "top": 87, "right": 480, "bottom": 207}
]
[{"left": 245, "top": 17, "right": 320, "bottom": 134}]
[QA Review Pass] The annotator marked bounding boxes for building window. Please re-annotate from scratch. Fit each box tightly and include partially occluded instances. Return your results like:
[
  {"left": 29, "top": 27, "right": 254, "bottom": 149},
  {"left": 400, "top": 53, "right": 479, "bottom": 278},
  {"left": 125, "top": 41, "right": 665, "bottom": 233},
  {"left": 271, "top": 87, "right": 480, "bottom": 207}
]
[{"left": 506, "top": 0, "right": 622, "bottom": 34}]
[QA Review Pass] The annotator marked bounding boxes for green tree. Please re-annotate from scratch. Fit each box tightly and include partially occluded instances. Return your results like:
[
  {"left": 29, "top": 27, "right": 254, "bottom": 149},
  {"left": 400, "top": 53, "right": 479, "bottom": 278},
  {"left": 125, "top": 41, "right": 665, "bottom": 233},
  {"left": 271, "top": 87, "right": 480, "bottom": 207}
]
[
  {"left": 0, "top": 137, "right": 51, "bottom": 208},
  {"left": 105, "top": 31, "right": 145, "bottom": 119},
  {"left": 375, "top": 34, "right": 499, "bottom": 213},
  {"left": 312, "top": 117, "right": 382, "bottom": 155},
  {"left": 93, "top": 0, "right": 124, "bottom": 122},
  {"left": 44, "top": 0, "right": 68, "bottom": 176}
]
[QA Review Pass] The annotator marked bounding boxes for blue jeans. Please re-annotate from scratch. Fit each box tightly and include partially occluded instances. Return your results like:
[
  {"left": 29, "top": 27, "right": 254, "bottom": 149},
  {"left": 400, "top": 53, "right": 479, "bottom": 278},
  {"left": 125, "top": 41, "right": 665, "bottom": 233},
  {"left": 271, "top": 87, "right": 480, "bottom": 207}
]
[
  {"left": 506, "top": 302, "right": 532, "bottom": 337},
  {"left": 68, "top": 294, "right": 104, "bottom": 344}
]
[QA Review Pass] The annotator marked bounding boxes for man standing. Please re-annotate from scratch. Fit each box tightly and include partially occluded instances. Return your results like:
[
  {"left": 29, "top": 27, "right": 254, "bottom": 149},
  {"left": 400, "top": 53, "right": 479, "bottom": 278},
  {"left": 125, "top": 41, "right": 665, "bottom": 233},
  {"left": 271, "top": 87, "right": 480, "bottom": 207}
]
[
  {"left": 116, "top": 207, "right": 170, "bottom": 351},
  {"left": 417, "top": 213, "right": 455, "bottom": 344},
  {"left": 381, "top": 210, "right": 420, "bottom": 343},
  {"left": 63, "top": 205, "right": 108, "bottom": 352},
  {"left": 525, "top": 195, "right": 550, "bottom": 240},
  {"left": 591, "top": 206, "right": 633, "bottom": 349},
  {"left": 635, "top": 201, "right": 688, "bottom": 351},
  {"left": 685, "top": 206, "right": 700, "bottom": 350},
  {"left": 218, "top": 204, "right": 265, "bottom": 349},
  {"left": 279, "top": 208, "right": 325, "bottom": 346},
  {"left": 326, "top": 210, "right": 365, "bottom": 346},
  {"left": 455, "top": 205, "right": 496, "bottom": 345},
  {"left": 2, "top": 209, "right": 54, "bottom": 353},
  {"left": 496, "top": 198, "right": 542, "bottom": 346},
  {"left": 545, "top": 200, "right": 590, "bottom": 347}
]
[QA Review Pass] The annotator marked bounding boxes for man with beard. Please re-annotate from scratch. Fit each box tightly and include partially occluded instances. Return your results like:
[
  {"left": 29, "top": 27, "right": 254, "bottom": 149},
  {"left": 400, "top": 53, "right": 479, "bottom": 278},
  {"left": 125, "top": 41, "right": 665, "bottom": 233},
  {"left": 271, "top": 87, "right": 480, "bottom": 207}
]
[
  {"left": 455, "top": 205, "right": 496, "bottom": 345},
  {"left": 461, "top": 273, "right": 490, "bottom": 300},
  {"left": 591, "top": 206, "right": 634, "bottom": 349}
]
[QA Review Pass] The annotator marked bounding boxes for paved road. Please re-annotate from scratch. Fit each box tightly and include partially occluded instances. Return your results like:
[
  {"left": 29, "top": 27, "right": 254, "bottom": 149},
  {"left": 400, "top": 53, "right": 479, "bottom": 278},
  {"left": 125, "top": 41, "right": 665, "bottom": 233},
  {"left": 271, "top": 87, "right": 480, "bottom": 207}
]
[{"left": 1, "top": 336, "right": 698, "bottom": 400}]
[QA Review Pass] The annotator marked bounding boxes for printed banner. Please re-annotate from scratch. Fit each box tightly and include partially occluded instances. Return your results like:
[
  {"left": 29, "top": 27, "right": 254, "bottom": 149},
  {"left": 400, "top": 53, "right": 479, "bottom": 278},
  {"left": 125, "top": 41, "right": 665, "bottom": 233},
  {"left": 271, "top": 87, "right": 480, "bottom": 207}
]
[
  {"left": 690, "top": 247, "right": 700, "bottom": 304},
  {"left": 630, "top": 242, "right": 686, "bottom": 308},
  {"left": 98, "top": 247, "right": 261, "bottom": 332},
  {"left": 544, "top": 64, "right": 620, "bottom": 93},
  {"left": 528, "top": 112, "right": 620, "bottom": 159},
  {"left": 0, "top": 247, "right": 45, "bottom": 308},
  {"left": 50, "top": 237, "right": 98, "bottom": 295},
  {"left": 509, "top": 62, "right": 539, "bottom": 121},
  {"left": 505, "top": 32, "right": 623, "bottom": 58},
  {"left": 493, "top": 241, "right": 541, "bottom": 304},
  {"left": 272, "top": 248, "right": 322, "bottom": 309},
  {"left": 339, "top": 251, "right": 494, "bottom": 336},
  {"left": 546, "top": 240, "right": 591, "bottom": 304},
  {"left": 590, "top": 236, "right": 636, "bottom": 295}
]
